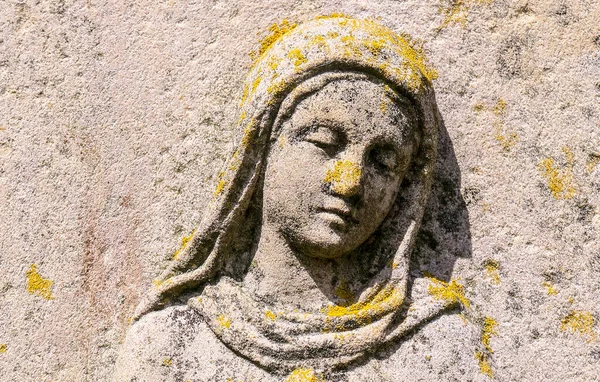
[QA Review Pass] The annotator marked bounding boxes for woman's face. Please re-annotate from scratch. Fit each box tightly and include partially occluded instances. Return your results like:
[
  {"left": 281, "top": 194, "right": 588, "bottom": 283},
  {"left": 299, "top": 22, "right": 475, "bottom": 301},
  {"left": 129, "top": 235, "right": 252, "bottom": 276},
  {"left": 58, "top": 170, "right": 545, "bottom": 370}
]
[{"left": 262, "top": 78, "right": 418, "bottom": 259}]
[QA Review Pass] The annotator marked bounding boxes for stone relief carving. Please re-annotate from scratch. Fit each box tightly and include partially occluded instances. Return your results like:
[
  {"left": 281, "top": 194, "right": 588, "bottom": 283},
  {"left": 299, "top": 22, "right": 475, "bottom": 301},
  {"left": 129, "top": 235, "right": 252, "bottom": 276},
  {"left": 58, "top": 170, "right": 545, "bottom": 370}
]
[{"left": 115, "top": 15, "right": 475, "bottom": 381}]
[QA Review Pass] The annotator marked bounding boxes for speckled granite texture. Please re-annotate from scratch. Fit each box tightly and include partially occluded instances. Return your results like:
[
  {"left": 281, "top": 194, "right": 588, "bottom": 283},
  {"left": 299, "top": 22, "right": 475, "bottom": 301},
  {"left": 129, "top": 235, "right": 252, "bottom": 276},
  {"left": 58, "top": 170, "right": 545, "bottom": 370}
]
[{"left": 1, "top": 1, "right": 599, "bottom": 381}]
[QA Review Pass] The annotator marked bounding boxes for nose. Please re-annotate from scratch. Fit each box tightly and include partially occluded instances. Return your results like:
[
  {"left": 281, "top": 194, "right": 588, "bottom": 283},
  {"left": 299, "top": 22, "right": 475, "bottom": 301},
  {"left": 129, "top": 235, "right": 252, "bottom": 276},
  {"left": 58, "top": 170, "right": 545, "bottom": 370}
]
[{"left": 324, "top": 157, "right": 363, "bottom": 198}]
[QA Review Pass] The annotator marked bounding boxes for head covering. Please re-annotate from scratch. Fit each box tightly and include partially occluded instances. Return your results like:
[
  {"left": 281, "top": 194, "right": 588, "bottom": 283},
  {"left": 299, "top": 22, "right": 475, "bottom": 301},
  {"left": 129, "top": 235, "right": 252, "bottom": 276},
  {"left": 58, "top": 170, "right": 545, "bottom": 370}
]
[{"left": 133, "top": 15, "right": 453, "bottom": 375}]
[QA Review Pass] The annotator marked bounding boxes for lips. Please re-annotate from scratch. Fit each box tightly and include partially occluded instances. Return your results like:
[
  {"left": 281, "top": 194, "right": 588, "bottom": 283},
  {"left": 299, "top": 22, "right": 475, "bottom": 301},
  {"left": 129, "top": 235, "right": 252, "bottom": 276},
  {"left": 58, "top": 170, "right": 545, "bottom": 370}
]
[{"left": 317, "top": 200, "right": 359, "bottom": 225}]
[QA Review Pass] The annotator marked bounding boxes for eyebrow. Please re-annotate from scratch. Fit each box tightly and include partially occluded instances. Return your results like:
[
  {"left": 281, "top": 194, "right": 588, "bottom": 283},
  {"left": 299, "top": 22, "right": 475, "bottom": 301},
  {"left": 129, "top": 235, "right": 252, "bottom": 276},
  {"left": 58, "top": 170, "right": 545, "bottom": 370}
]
[{"left": 291, "top": 118, "right": 346, "bottom": 141}]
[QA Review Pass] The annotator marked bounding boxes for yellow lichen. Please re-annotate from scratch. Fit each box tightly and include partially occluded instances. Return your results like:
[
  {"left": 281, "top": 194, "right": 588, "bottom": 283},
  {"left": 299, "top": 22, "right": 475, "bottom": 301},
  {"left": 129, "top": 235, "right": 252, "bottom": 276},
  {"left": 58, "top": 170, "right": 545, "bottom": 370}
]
[
  {"left": 267, "top": 79, "right": 286, "bottom": 98},
  {"left": 491, "top": 98, "right": 507, "bottom": 116},
  {"left": 473, "top": 102, "right": 486, "bottom": 112},
  {"left": 562, "top": 146, "right": 575, "bottom": 165},
  {"left": 245, "top": 15, "right": 438, "bottom": 111},
  {"left": 481, "top": 201, "right": 491, "bottom": 212},
  {"left": 217, "top": 314, "right": 231, "bottom": 329},
  {"left": 251, "top": 77, "right": 261, "bottom": 93},
  {"left": 426, "top": 277, "right": 471, "bottom": 309},
  {"left": 240, "top": 84, "right": 249, "bottom": 106},
  {"left": 324, "top": 160, "right": 362, "bottom": 195},
  {"left": 438, "top": 0, "right": 495, "bottom": 29},
  {"left": 26, "top": 264, "right": 54, "bottom": 300},
  {"left": 560, "top": 311, "right": 596, "bottom": 340},
  {"left": 286, "top": 368, "right": 326, "bottom": 382},
  {"left": 266, "top": 55, "right": 283, "bottom": 71},
  {"left": 483, "top": 260, "right": 500, "bottom": 285},
  {"left": 394, "top": 34, "right": 438, "bottom": 84},
  {"left": 333, "top": 332, "right": 348, "bottom": 341},
  {"left": 278, "top": 134, "right": 286, "bottom": 148},
  {"left": 152, "top": 278, "right": 173, "bottom": 289},
  {"left": 228, "top": 148, "right": 242, "bottom": 172},
  {"left": 265, "top": 310, "right": 277, "bottom": 320},
  {"left": 494, "top": 130, "right": 519, "bottom": 151},
  {"left": 490, "top": 99, "right": 518, "bottom": 151},
  {"left": 538, "top": 157, "right": 576, "bottom": 200},
  {"left": 238, "top": 111, "right": 247, "bottom": 124},
  {"left": 333, "top": 280, "right": 354, "bottom": 305},
  {"left": 241, "top": 122, "right": 255, "bottom": 148},
  {"left": 363, "top": 38, "right": 386, "bottom": 56},
  {"left": 213, "top": 170, "right": 227, "bottom": 197},
  {"left": 250, "top": 19, "right": 298, "bottom": 63},
  {"left": 379, "top": 97, "right": 388, "bottom": 113},
  {"left": 316, "top": 13, "right": 352, "bottom": 20},
  {"left": 288, "top": 48, "right": 307, "bottom": 67},
  {"left": 323, "top": 285, "right": 402, "bottom": 325},
  {"left": 542, "top": 281, "right": 558, "bottom": 295},
  {"left": 333, "top": 17, "right": 437, "bottom": 90},
  {"left": 172, "top": 229, "right": 197, "bottom": 260},
  {"left": 475, "top": 351, "right": 493, "bottom": 377},
  {"left": 481, "top": 317, "right": 498, "bottom": 353},
  {"left": 0, "top": 344, "right": 6, "bottom": 353},
  {"left": 439, "top": 0, "right": 469, "bottom": 28},
  {"left": 586, "top": 153, "right": 600, "bottom": 173},
  {"left": 162, "top": 358, "right": 173, "bottom": 367},
  {"left": 213, "top": 179, "right": 227, "bottom": 196},
  {"left": 309, "top": 35, "right": 328, "bottom": 49}
]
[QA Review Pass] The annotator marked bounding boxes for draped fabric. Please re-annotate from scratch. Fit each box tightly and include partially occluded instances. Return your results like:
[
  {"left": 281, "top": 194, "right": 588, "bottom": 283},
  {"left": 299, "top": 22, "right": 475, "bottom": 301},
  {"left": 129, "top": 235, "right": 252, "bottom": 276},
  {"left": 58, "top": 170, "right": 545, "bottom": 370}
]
[{"left": 192, "top": 276, "right": 454, "bottom": 374}]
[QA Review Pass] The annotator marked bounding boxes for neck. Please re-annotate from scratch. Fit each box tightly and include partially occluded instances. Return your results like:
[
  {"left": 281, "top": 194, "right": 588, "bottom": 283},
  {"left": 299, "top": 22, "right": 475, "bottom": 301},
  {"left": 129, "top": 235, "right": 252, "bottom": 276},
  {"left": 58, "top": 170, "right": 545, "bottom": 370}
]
[{"left": 244, "top": 225, "right": 347, "bottom": 311}]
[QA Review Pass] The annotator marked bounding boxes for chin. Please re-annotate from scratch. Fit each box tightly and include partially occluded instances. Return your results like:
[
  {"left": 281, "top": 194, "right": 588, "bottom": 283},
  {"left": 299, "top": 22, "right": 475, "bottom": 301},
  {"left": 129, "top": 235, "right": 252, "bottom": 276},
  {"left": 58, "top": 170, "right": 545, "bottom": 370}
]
[{"left": 292, "top": 227, "right": 357, "bottom": 259}]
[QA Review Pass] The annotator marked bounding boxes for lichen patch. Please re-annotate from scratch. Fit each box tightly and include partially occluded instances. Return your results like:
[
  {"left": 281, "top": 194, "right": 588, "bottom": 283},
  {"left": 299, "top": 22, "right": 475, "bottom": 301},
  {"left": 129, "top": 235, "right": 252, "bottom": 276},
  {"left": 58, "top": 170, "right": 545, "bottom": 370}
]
[
  {"left": 333, "top": 279, "right": 354, "bottom": 305},
  {"left": 481, "top": 317, "right": 498, "bottom": 353},
  {"left": 26, "top": 264, "right": 54, "bottom": 300},
  {"left": 250, "top": 19, "right": 298, "bottom": 63},
  {"left": 542, "top": 281, "right": 558, "bottom": 295},
  {"left": 217, "top": 314, "right": 232, "bottom": 329},
  {"left": 483, "top": 260, "right": 501, "bottom": 285},
  {"left": 265, "top": 310, "right": 277, "bottom": 321},
  {"left": 538, "top": 157, "right": 576, "bottom": 200},
  {"left": 286, "top": 368, "right": 326, "bottom": 382},
  {"left": 172, "top": 229, "right": 197, "bottom": 260},
  {"left": 438, "top": 0, "right": 495, "bottom": 29},
  {"left": 475, "top": 350, "right": 493, "bottom": 377},
  {"left": 560, "top": 311, "right": 596, "bottom": 340},
  {"left": 426, "top": 277, "right": 471, "bottom": 309},
  {"left": 323, "top": 285, "right": 402, "bottom": 325},
  {"left": 324, "top": 160, "right": 362, "bottom": 195},
  {"left": 288, "top": 48, "right": 307, "bottom": 67},
  {"left": 586, "top": 153, "right": 600, "bottom": 173}
]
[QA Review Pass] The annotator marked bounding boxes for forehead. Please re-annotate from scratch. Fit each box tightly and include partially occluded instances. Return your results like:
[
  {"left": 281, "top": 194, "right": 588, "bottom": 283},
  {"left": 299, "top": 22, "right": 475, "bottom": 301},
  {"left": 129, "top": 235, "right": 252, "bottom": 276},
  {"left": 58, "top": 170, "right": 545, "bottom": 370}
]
[{"left": 285, "top": 78, "right": 417, "bottom": 141}]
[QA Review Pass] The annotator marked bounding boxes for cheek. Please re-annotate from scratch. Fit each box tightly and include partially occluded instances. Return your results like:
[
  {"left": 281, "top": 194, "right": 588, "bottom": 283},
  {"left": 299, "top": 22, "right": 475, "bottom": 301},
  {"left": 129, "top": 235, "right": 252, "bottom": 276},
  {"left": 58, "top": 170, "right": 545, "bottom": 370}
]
[
  {"left": 361, "top": 174, "right": 400, "bottom": 218},
  {"left": 262, "top": 143, "right": 327, "bottom": 218}
]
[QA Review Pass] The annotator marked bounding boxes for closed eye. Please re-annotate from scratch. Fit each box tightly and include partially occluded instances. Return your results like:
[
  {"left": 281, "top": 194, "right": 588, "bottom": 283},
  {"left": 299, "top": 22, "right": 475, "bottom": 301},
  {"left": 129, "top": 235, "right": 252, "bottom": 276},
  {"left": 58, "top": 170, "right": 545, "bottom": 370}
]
[
  {"left": 303, "top": 126, "right": 342, "bottom": 155},
  {"left": 369, "top": 146, "right": 398, "bottom": 172}
]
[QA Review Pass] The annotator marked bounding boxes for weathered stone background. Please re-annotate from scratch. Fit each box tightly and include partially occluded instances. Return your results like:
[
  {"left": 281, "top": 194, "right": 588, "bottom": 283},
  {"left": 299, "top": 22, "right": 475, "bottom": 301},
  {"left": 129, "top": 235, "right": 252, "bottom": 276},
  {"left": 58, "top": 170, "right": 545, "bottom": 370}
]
[{"left": 1, "top": 0, "right": 599, "bottom": 380}]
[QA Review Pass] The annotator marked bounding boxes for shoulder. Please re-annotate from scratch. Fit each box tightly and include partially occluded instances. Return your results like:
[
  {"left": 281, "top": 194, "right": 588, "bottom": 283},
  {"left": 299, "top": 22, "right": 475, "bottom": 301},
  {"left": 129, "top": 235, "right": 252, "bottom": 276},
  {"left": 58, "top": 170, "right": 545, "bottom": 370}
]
[
  {"left": 113, "top": 305, "right": 202, "bottom": 382},
  {"left": 352, "top": 311, "right": 487, "bottom": 382},
  {"left": 113, "top": 305, "right": 274, "bottom": 382}
]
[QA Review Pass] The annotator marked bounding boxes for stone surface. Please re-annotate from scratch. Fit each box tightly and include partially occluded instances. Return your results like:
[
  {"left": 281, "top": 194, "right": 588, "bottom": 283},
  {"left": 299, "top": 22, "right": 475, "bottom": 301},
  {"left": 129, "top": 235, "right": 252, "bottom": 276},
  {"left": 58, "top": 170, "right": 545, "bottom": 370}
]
[{"left": 1, "top": 1, "right": 599, "bottom": 381}]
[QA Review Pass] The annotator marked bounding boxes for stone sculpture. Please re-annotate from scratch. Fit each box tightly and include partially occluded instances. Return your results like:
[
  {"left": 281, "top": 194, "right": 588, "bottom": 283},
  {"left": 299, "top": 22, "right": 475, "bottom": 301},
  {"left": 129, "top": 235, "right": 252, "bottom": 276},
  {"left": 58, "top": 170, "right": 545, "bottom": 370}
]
[{"left": 115, "top": 15, "right": 478, "bottom": 381}]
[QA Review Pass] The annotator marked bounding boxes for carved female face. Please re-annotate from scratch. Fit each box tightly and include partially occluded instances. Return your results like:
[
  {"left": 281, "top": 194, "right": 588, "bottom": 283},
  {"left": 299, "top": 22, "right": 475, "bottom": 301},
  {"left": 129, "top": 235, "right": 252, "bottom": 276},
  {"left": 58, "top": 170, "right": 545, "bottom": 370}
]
[{"left": 262, "top": 78, "right": 419, "bottom": 259}]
